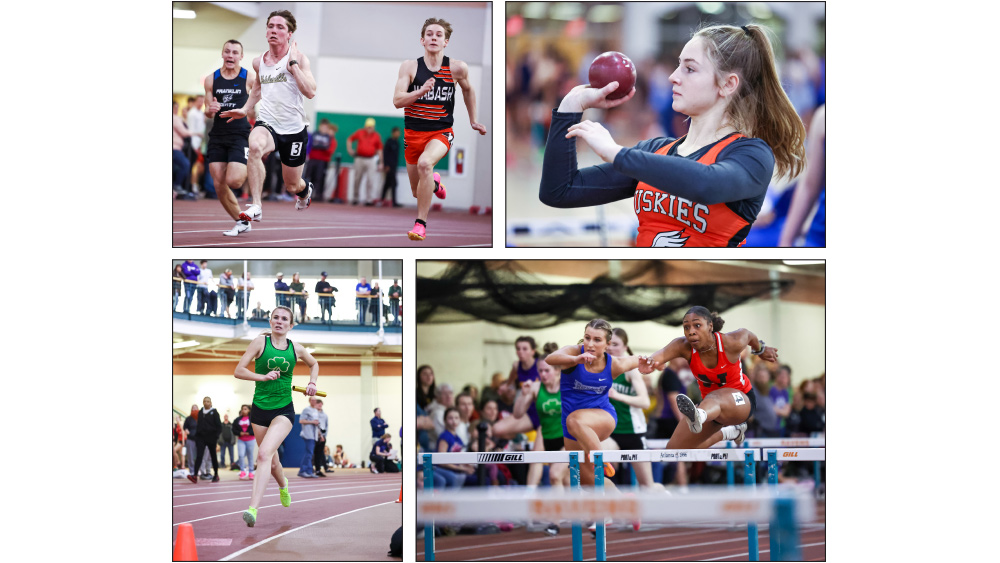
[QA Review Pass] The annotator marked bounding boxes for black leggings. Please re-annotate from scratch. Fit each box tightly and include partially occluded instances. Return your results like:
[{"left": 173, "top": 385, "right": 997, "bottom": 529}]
[
  {"left": 314, "top": 439, "right": 327, "bottom": 473},
  {"left": 194, "top": 435, "right": 219, "bottom": 476}
]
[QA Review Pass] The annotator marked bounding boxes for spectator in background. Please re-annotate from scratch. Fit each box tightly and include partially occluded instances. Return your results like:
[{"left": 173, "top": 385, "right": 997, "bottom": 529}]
[
  {"left": 415, "top": 402, "right": 434, "bottom": 452},
  {"left": 495, "top": 380, "right": 516, "bottom": 417},
  {"left": 428, "top": 383, "right": 455, "bottom": 438},
  {"left": 274, "top": 272, "right": 291, "bottom": 308},
  {"left": 235, "top": 273, "right": 253, "bottom": 318},
  {"left": 355, "top": 276, "right": 372, "bottom": 325},
  {"left": 416, "top": 365, "right": 436, "bottom": 410},
  {"left": 197, "top": 260, "right": 214, "bottom": 316},
  {"left": 181, "top": 260, "right": 200, "bottom": 314},
  {"left": 290, "top": 272, "right": 307, "bottom": 323},
  {"left": 218, "top": 269, "right": 235, "bottom": 318},
  {"left": 380, "top": 126, "right": 402, "bottom": 207},
  {"left": 183, "top": 405, "right": 199, "bottom": 475},
  {"left": 251, "top": 301, "right": 267, "bottom": 320},
  {"left": 748, "top": 363, "right": 781, "bottom": 438},
  {"left": 770, "top": 364, "right": 793, "bottom": 436},
  {"left": 186, "top": 95, "right": 206, "bottom": 193},
  {"left": 779, "top": 104, "right": 826, "bottom": 247},
  {"left": 333, "top": 444, "right": 353, "bottom": 468},
  {"left": 454, "top": 392, "right": 476, "bottom": 446},
  {"left": 347, "top": 118, "right": 383, "bottom": 206},
  {"left": 315, "top": 271, "right": 337, "bottom": 323},
  {"left": 369, "top": 281, "right": 383, "bottom": 325},
  {"left": 305, "top": 119, "right": 337, "bottom": 200},
  {"left": 388, "top": 279, "right": 402, "bottom": 325},
  {"left": 313, "top": 399, "right": 329, "bottom": 477},
  {"left": 173, "top": 102, "right": 193, "bottom": 199},
  {"left": 478, "top": 371, "right": 505, "bottom": 410},
  {"left": 298, "top": 397, "right": 320, "bottom": 478},
  {"left": 435, "top": 408, "right": 475, "bottom": 486},
  {"left": 218, "top": 413, "right": 236, "bottom": 470},
  {"left": 371, "top": 407, "right": 389, "bottom": 447},
  {"left": 788, "top": 379, "right": 825, "bottom": 436},
  {"left": 173, "top": 415, "right": 186, "bottom": 470},
  {"left": 188, "top": 396, "right": 223, "bottom": 484},
  {"left": 233, "top": 404, "right": 255, "bottom": 480},
  {"left": 173, "top": 264, "right": 185, "bottom": 312},
  {"left": 370, "top": 433, "right": 393, "bottom": 473},
  {"left": 460, "top": 384, "right": 480, "bottom": 416}
]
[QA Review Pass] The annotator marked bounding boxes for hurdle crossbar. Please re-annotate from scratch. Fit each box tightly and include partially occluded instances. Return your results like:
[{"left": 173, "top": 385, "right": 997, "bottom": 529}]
[
  {"left": 592, "top": 449, "right": 763, "bottom": 463},
  {"left": 416, "top": 486, "right": 816, "bottom": 524},
  {"left": 646, "top": 436, "right": 825, "bottom": 449},
  {"left": 765, "top": 448, "right": 826, "bottom": 462},
  {"left": 422, "top": 448, "right": 765, "bottom": 466}
]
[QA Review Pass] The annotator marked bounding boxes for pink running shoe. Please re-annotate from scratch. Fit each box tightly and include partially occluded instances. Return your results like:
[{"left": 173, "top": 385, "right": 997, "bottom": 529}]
[
  {"left": 407, "top": 222, "right": 426, "bottom": 241},
  {"left": 248, "top": 471, "right": 255, "bottom": 480},
  {"left": 433, "top": 172, "right": 446, "bottom": 200},
  {"left": 239, "top": 470, "right": 248, "bottom": 480}
]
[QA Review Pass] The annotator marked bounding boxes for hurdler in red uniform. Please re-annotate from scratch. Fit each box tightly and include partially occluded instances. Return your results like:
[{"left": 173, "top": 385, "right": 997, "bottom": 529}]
[{"left": 643, "top": 306, "right": 780, "bottom": 448}]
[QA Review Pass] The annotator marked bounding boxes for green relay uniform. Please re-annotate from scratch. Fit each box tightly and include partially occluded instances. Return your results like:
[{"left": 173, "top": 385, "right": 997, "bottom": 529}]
[{"left": 253, "top": 336, "right": 296, "bottom": 409}]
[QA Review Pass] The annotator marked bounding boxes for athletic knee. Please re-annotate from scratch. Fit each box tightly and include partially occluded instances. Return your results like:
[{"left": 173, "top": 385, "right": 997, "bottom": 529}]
[{"left": 416, "top": 157, "right": 435, "bottom": 176}]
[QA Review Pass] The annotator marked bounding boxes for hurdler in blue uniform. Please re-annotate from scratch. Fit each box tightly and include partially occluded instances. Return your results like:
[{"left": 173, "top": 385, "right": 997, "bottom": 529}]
[{"left": 545, "top": 319, "right": 654, "bottom": 490}]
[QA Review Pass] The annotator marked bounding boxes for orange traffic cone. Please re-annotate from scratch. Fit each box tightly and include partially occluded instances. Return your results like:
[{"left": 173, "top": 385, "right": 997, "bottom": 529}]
[
  {"left": 174, "top": 522, "right": 198, "bottom": 561},
  {"left": 395, "top": 486, "right": 402, "bottom": 503}
]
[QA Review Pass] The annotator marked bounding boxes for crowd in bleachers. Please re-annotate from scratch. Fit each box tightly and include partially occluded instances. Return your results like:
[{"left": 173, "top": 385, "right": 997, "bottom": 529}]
[
  {"left": 172, "top": 261, "right": 403, "bottom": 326},
  {"left": 415, "top": 341, "right": 824, "bottom": 490}
]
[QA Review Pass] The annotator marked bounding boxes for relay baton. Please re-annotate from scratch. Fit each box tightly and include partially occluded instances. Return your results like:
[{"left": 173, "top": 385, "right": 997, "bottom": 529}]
[{"left": 293, "top": 385, "right": 327, "bottom": 397}]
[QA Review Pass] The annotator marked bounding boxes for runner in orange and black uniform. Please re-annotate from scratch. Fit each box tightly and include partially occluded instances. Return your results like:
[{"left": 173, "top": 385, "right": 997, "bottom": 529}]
[
  {"left": 393, "top": 17, "right": 487, "bottom": 241},
  {"left": 539, "top": 24, "right": 806, "bottom": 247},
  {"left": 642, "top": 306, "right": 779, "bottom": 448}
]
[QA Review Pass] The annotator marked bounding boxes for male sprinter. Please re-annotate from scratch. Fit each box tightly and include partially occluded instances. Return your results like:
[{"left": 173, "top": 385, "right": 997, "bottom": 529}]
[
  {"left": 221, "top": 10, "right": 317, "bottom": 229},
  {"left": 203, "top": 40, "right": 257, "bottom": 236},
  {"left": 393, "top": 18, "right": 487, "bottom": 241}
]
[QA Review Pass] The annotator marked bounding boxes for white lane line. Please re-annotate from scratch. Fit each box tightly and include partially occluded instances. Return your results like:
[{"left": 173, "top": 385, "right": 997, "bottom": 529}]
[
  {"left": 431, "top": 526, "right": 722, "bottom": 555},
  {"left": 219, "top": 501, "right": 398, "bottom": 561},
  {"left": 175, "top": 233, "right": 490, "bottom": 246},
  {"left": 172, "top": 488, "right": 397, "bottom": 525},
  {"left": 172, "top": 480, "right": 384, "bottom": 498},
  {"left": 698, "top": 541, "right": 827, "bottom": 561},
  {"left": 173, "top": 484, "right": 393, "bottom": 507}
]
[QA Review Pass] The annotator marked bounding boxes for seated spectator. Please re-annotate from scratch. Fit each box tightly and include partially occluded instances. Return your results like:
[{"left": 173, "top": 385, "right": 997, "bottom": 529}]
[
  {"left": 416, "top": 365, "right": 436, "bottom": 410},
  {"left": 333, "top": 444, "right": 355, "bottom": 468},
  {"left": 770, "top": 364, "right": 793, "bottom": 436},
  {"left": 427, "top": 383, "right": 455, "bottom": 440},
  {"left": 370, "top": 433, "right": 394, "bottom": 473},
  {"left": 435, "top": 408, "right": 476, "bottom": 487},
  {"left": 454, "top": 392, "right": 476, "bottom": 445}
]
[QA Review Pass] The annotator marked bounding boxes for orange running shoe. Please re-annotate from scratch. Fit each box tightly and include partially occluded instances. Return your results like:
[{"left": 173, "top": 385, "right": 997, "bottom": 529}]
[{"left": 603, "top": 462, "right": 615, "bottom": 478}]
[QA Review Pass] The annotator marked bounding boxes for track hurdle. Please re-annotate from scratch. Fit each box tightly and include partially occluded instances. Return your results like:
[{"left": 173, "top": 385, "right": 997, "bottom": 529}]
[{"left": 417, "top": 485, "right": 816, "bottom": 561}]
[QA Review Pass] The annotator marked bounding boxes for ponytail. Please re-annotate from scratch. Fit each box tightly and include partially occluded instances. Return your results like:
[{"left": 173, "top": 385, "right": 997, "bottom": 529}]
[{"left": 694, "top": 24, "right": 806, "bottom": 179}]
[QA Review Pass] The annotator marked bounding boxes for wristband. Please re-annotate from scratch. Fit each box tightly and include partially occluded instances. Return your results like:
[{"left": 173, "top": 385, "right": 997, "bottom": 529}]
[{"left": 751, "top": 340, "right": 766, "bottom": 355}]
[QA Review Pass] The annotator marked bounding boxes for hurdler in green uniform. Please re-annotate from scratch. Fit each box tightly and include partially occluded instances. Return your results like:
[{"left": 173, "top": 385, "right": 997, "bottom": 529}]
[
  {"left": 536, "top": 383, "right": 563, "bottom": 442},
  {"left": 610, "top": 370, "right": 647, "bottom": 435},
  {"left": 253, "top": 336, "right": 296, "bottom": 409}
]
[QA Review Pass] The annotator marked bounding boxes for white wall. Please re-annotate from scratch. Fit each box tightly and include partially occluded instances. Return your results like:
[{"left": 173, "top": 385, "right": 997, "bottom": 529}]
[
  {"left": 174, "top": 374, "right": 402, "bottom": 465},
  {"left": 417, "top": 298, "right": 825, "bottom": 394}
]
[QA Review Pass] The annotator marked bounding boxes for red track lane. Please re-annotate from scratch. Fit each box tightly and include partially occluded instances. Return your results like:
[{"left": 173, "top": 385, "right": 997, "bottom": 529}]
[
  {"left": 173, "top": 471, "right": 402, "bottom": 561},
  {"left": 173, "top": 199, "right": 492, "bottom": 247},
  {"left": 416, "top": 502, "right": 824, "bottom": 561}
]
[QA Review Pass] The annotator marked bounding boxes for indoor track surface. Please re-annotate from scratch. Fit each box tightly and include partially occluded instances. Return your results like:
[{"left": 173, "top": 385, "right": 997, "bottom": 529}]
[
  {"left": 173, "top": 468, "right": 402, "bottom": 561},
  {"left": 173, "top": 199, "right": 492, "bottom": 247},
  {"left": 417, "top": 501, "right": 825, "bottom": 561}
]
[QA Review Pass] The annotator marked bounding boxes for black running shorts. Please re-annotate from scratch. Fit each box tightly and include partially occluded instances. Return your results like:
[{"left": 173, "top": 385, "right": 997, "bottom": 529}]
[
  {"left": 250, "top": 401, "right": 295, "bottom": 427},
  {"left": 253, "top": 122, "right": 308, "bottom": 167}
]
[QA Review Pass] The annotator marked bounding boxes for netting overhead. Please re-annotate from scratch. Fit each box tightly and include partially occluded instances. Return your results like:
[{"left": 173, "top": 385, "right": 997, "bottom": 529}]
[{"left": 417, "top": 262, "right": 793, "bottom": 329}]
